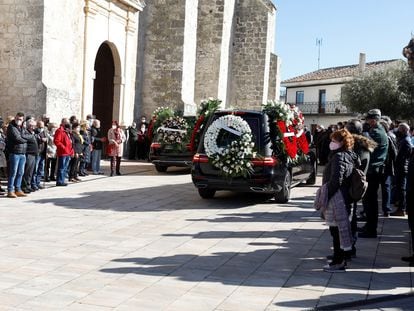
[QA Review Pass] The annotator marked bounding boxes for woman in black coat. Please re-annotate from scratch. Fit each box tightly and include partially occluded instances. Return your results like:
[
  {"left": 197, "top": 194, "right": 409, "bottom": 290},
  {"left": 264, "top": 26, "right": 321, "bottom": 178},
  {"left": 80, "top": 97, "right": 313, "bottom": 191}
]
[{"left": 322, "top": 129, "right": 358, "bottom": 272}]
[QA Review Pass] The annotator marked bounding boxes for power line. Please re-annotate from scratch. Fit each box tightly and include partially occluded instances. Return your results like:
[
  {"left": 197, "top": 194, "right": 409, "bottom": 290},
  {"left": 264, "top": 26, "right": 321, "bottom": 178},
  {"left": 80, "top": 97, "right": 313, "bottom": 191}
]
[{"left": 316, "top": 38, "right": 322, "bottom": 70}]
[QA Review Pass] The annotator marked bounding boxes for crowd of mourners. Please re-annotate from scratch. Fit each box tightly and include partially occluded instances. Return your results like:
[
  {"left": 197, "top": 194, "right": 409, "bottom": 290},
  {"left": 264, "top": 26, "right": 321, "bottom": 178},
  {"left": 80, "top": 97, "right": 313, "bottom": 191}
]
[
  {"left": 314, "top": 108, "right": 414, "bottom": 272},
  {"left": 0, "top": 112, "right": 149, "bottom": 198}
]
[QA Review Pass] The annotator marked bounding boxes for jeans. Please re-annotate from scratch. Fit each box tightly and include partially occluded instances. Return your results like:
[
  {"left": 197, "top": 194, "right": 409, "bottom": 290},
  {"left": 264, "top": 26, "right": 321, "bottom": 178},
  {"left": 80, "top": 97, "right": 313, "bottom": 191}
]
[
  {"left": 7, "top": 153, "right": 26, "bottom": 193},
  {"left": 91, "top": 149, "right": 102, "bottom": 173},
  {"left": 363, "top": 171, "right": 382, "bottom": 233},
  {"left": 380, "top": 175, "right": 392, "bottom": 214},
  {"left": 395, "top": 172, "right": 408, "bottom": 211},
  {"left": 34, "top": 155, "right": 45, "bottom": 187},
  {"left": 57, "top": 156, "right": 70, "bottom": 185}
]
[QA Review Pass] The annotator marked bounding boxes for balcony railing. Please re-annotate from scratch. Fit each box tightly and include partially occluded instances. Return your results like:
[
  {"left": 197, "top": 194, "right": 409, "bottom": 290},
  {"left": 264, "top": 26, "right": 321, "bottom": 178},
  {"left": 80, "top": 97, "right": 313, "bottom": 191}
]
[{"left": 296, "top": 101, "right": 350, "bottom": 114}]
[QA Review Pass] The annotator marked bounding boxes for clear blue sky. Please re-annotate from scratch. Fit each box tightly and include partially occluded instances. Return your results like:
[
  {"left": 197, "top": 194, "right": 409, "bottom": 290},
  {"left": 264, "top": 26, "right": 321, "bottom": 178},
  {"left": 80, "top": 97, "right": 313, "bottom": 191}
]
[{"left": 273, "top": 0, "right": 414, "bottom": 81}]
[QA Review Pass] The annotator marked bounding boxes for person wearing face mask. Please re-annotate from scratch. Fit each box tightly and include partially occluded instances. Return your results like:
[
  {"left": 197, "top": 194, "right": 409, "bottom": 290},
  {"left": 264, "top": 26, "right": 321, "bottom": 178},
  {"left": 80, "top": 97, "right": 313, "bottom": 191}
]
[
  {"left": 54, "top": 118, "right": 74, "bottom": 186},
  {"left": 6, "top": 112, "right": 29, "bottom": 198},
  {"left": 391, "top": 123, "right": 413, "bottom": 216},
  {"left": 45, "top": 123, "right": 58, "bottom": 182},
  {"left": 32, "top": 120, "right": 48, "bottom": 190},
  {"left": 68, "top": 122, "right": 83, "bottom": 183},
  {"left": 107, "top": 121, "right": 126, "bottom": 176},
  {"left": 127, "top": 121, "right": 138, "bottom": 160},
  {"left": 320, "top": 129, "right": 358, "bottom": 272},
  {"left": 137, "top": 122, "right": 148, "bottom": 160}
]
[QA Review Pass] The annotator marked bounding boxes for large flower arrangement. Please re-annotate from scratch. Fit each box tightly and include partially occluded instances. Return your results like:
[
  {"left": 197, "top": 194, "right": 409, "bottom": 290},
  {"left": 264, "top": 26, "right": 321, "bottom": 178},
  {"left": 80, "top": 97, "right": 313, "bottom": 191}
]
[
  {"left": 263, "top": 100, "right": 309, "bottom": 163},
  {"left": 147, "top": 107, "right": 175, "bottom": 142},
  {"left": 157, "top": 116, "right": 189, "bottom": 147},
  {"left": 204, "top": 114, "right": 256, "bottom": 178},
  {"left": 189, "top": 98, "right": 221, "bottom": 152}
]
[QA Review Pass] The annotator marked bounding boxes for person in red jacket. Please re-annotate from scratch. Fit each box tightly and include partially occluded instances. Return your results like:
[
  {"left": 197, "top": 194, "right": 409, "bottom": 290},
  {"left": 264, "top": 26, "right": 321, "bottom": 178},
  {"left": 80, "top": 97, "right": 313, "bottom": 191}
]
[{"left": 54, "top": 118, "right": 74, "bottom": 186}]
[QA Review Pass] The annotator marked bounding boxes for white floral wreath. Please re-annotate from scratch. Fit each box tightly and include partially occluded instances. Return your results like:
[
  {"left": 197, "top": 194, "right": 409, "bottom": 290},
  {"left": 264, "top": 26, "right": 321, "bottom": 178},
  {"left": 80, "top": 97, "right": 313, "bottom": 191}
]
[{"left": 204, "top": 115, "right": 256, "bottom": 178}]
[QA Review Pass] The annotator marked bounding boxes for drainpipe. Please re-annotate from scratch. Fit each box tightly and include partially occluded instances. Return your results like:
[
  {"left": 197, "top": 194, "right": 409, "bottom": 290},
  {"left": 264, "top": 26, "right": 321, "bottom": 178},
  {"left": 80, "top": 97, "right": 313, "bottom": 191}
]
[{"left": 81, "top": 0, "right": 90, "bottom": 120}]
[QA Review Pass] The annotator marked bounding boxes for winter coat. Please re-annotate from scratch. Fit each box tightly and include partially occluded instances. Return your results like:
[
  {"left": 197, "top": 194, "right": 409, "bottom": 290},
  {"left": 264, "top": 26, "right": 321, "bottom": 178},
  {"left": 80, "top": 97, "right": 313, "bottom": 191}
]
[
  {"left": 322, "top": 148, "right": 357, "bottom": 202},
  {"left": 25, "top": 129, "right": 39, "bottom": 155},
  {"left": 352, "top": 134, "right": 377, "bottom": 175},
  {"left": 46, "top": 132, "right": 57, "bottom": 158},
  {"left": 91, "top": 126, "right": 104, "bottom": 150},
  {"left": 80, "top": 130, "right": 91, "bottom": 163},
  {"left": 395, "top": 134, "right": 413, "bottom": 174},
  {"left": 368, "top": 124, "right": 388, "bottom": 174},
  {"left": 6, "top": 120, "right": 28, "bottom": 154},
  {"left": 54, "top": 126, "right": 73, "bottom": 157},
  {"left": 107, "top": 127, "right": 126, "bottom": 157},
  {"left": 72, "top": 132, "right": 84, "bottom": 156},
  {"left": 0, "top": 131, "right": 6, "bottom": 168}
]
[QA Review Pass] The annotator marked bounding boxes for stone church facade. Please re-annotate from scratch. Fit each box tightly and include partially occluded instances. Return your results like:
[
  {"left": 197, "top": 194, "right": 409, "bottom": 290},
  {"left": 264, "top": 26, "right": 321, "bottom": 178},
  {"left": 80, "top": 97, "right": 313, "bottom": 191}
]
[{"left": 0, "top": 0, "right": 280, "bottom": 131}]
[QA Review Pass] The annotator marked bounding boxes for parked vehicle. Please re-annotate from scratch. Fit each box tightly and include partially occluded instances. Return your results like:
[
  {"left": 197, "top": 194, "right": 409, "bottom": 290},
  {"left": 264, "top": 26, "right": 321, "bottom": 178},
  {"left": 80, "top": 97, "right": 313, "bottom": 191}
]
[
  {"left": 149, "top": 116, "right": 195, "bottom": 172},
  {"left": 191, "top": 110, "right": 316, "bottom": 203}
]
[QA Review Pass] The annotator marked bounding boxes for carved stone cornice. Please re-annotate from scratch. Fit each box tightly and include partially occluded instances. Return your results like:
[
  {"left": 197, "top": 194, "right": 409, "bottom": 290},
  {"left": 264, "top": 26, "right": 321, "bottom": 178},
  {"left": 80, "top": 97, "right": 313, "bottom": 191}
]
[{"left": 117, "top": 0, "right": 146, "bottom": 12}]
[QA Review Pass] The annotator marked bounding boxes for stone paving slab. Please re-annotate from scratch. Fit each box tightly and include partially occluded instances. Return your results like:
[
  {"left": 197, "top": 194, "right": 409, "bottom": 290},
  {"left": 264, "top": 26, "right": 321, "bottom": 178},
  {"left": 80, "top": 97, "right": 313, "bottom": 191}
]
[{"left": 0, "top": 161, "right": 412, "bottom": 310}]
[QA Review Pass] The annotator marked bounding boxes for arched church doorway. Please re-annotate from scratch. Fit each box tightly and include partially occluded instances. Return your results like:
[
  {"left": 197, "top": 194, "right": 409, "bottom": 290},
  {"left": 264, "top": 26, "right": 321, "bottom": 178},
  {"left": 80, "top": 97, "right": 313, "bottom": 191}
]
[{"left": 93, "top": 43, "right": 115, "bottom": 135}]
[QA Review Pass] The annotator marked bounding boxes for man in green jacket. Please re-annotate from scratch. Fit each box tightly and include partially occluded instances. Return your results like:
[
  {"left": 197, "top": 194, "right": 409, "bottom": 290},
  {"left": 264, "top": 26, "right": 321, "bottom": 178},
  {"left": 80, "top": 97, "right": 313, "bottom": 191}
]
[{"left": 359, "top": 109, "right": 389, "bottom": 238}]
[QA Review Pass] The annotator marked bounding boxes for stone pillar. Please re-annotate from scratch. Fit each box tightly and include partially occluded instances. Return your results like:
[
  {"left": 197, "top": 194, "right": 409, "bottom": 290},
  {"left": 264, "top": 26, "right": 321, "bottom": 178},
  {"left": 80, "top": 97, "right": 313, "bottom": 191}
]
[
  {"left": 138, "top": 0, "right": 187, "bottom": 119},
  {"left": 0, "top": 1, "right": 46, "bottom": 117},
  {"left": 217, "top": 0, "right": 236, "bottom": 108},
  {"left": 181, "top": 0, "right": 199, "bottom": 116},
  {"left": 194, "top": 0, "right": 225, "bottom": 107}
]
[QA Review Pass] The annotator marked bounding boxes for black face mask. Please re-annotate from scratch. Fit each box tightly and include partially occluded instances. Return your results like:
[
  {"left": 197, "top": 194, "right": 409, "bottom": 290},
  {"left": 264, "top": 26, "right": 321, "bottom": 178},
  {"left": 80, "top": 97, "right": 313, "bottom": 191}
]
[{"left": 64, "top": 124, "right": 71, "bottom": 129}]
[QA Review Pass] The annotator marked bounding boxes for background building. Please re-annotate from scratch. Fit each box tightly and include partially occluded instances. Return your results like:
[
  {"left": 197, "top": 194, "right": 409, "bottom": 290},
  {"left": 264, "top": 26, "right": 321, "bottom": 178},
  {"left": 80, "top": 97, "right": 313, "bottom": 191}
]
[
  {"left": 281, "top": 53, "right": 402, "bottom": 128},
  {"left": 0, "top": 0, "right": 280, "bottom": 133}
]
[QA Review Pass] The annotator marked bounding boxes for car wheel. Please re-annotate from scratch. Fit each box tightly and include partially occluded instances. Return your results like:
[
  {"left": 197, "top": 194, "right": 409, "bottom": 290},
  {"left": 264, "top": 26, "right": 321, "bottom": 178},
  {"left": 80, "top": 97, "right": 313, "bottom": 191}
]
[
  {"left": 274, "top": 170, "right": 291, "bottom": 203},
  {"left": 155, "top": 165, "right": 168, "bottom": 173},
  {"left": 306, "top": 160, "right": 317, "bottom": 185},
  {"left": 198, "top": 188, "right": 216, "bottom": 199}
]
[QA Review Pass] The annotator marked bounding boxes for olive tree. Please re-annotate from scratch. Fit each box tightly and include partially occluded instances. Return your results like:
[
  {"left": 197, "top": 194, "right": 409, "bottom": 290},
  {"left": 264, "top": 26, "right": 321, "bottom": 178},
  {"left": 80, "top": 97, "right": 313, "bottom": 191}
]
[{"left": 341, "top": 65, "right": 414, "bottom": 120}]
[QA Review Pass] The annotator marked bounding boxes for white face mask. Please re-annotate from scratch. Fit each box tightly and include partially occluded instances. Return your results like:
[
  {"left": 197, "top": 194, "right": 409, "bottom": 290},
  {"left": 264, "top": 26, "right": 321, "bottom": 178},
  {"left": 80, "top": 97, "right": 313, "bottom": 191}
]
[
  {"left": 112, "top": 125, "right": 117, "bottom": 129},
  {"left": 329, "top": 141, "right": 342, "bottom": 151},
  {"left": 16, "top": 120, "right": 23, "bottom": 126}
]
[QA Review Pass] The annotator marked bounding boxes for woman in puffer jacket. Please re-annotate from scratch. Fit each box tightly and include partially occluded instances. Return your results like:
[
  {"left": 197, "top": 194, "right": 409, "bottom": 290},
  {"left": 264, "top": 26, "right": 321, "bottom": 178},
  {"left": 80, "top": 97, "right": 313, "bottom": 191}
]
[
  {"left": 346, "top": 119, "right": 377, "bottom": 247},
  {"left": 322, "top": 129, "right": 358, "bottom": 272}
]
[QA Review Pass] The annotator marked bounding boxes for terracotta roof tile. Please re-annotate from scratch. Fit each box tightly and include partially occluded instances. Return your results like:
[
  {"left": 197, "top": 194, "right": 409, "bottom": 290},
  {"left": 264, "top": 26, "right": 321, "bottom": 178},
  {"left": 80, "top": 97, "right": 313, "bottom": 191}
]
[{"left": 282, "top": 59, "right": 403, "bottom": 84}]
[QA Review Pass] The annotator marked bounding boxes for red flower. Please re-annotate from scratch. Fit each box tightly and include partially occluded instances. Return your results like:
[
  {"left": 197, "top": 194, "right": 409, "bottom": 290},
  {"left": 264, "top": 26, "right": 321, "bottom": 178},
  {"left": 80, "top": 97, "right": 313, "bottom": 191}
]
[
  {"left": 297, "top": 132, "right": 309, "bottom": 154},
  {"left": 189, "top": 115, "right": 205, "bottom": 152}
]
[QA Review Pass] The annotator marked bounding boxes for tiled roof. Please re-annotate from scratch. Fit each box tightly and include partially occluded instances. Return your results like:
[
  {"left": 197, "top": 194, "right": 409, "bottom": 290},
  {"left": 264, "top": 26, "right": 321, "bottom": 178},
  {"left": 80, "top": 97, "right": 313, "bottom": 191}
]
[{"left": 282, "top": 59, "right": 403, "bottom": 84}]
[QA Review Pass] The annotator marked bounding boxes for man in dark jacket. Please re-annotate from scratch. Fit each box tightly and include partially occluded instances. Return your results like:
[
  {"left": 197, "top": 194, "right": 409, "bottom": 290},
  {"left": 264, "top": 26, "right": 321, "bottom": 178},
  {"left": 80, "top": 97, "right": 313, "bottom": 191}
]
[
  {"left": 6, "top": 112, "right": 29, "bottom": 198},
  {"left": 359, "top": 109, "right": 389, "bottom": 238},
  {"left": 90, "top": 119, "right": 106, "bottom": 174},
  {"left": 21, "top": 118, "right": 39, "bottom": 193},
  {"left": 391, "top": 123, "right": 413, "bottom": 216}
]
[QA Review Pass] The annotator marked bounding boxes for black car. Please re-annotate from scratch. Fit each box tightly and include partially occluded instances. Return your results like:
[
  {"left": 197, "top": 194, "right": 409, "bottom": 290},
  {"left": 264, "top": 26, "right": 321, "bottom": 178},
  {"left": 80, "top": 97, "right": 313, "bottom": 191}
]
[
  {"left": 191, "top": 110, "right": 316, "bottom": 203},
  {"left": 149, "top": 139, "right": 194, "bottom": 172},
  {"left": 149, "top": 116, "right": 196, "bottom": 172}
]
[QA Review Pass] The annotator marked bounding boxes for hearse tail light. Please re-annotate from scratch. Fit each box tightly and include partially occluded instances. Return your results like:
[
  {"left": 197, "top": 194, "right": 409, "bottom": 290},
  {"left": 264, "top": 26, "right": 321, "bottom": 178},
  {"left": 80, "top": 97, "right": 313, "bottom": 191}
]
[
  {"left": 251, "top": 156, "right": 278, "bottom": 167},
  {"left": 193, "top": 153, "right": 209, "bottom": 163},
  {"left": 150, "top": 142, "right": 161, "bottom": 149}
]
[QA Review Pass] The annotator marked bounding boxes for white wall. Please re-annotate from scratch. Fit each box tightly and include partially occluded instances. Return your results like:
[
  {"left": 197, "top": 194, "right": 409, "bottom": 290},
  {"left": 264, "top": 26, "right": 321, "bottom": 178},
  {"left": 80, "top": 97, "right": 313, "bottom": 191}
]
[{"left": 285, "top": 84, "right": 343, "bottom": 104}]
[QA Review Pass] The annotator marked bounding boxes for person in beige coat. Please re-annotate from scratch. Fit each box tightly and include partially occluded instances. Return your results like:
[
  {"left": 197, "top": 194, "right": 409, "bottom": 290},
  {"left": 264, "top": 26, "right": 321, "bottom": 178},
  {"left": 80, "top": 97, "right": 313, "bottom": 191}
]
[{"left": 107, "top": 120, "right": 126, "bottom": 176}]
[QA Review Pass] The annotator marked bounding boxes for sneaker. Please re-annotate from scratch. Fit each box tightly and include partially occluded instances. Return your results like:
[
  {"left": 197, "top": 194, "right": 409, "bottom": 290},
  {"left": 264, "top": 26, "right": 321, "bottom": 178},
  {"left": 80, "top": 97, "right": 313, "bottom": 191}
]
[
  {"left": 15, "top": 191, "right": 27, "bottom": 197},
  {"left": 56, "top": 183, "right": 68, "bottom": 187},
  {"left": 7, "top": 192, "right": 17, "bottom": 198},
  {"left": 323, "top": 261, "right": 346, "bottom": 273}
]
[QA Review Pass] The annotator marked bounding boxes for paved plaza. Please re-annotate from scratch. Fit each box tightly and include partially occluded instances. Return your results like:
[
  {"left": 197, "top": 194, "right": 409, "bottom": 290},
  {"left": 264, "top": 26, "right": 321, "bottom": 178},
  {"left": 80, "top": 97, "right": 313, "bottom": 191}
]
[{"left": 0, "top": 161, "right": 413, "bottom": 310}]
